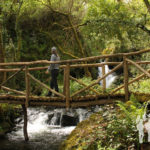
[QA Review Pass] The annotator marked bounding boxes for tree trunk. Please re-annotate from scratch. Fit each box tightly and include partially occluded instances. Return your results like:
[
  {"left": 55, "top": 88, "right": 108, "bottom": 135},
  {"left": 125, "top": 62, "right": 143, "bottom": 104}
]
[
  {"left": 67, "top": 15, "right": 91, "bottom": 77},
  {"left": 15, "top": 1, "right": 23, "bottom": 61},
  {"left": 0, "top": 24, "right": 5, "bottom": 83}
]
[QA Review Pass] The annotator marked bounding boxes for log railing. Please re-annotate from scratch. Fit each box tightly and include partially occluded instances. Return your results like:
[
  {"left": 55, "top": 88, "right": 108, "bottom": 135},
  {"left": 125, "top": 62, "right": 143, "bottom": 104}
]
[{"left": 1, "top": 48, "right": 150, "bottom": 107}]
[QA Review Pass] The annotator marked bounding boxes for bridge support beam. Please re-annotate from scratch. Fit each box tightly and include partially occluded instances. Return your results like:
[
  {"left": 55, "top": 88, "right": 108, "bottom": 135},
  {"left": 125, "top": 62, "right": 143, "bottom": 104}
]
[
  {"left": 102, "top": 65, "right": 106, "bottom": 92},
  {"left": 123, "top": 56, "right": 129, "bottom": 101},
  {"left": 22, "top": 104, "right": 29, "bottom": 141},
  {"left": 25, "top": 66, "right": 30, "bottom": 107},
  {"left": 65, "top": 63, "right": 70, "bottom": 110}
]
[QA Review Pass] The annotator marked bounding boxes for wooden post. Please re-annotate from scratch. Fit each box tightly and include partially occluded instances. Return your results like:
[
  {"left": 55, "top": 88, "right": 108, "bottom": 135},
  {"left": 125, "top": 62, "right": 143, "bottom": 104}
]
[
  {"left": 65, "top": 63, "right": 70, "bottom": 110},
  {"left": 22, "top": 104, "right": 29, "bottom": 141},
  {"left": 25, "top": 66, "right": 30, "bottom": 107},
  {"left": 63, "top": 67, "right": 66, "bottom": 95},
  {"left": 102, "top": 65, "right": 106, "bottom": 92},
  {"left": 123, "top": 56, "right": 129, "bottom": 101}
]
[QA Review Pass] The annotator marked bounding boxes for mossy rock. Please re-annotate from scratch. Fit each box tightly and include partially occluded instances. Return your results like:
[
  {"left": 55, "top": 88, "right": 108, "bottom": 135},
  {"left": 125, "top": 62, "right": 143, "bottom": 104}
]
[
  {"left": 0, "top": 126, "right": 5, "bottom": 138},
  {"left": 0, "top": 122, "right": 12, "bottom": 133},
  {"left": 0, "top": 122, "right": 11, "bottom": 139},
  {"left": 59, "top": 112, "right": 104, "bottom": 150},
  {"left": 0, "top": 132, "right": 5, "bottom": 139}
]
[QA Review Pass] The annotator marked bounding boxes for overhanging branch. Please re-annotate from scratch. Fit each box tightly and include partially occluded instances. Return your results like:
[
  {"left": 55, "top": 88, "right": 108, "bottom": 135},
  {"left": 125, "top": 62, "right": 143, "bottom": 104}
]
[
  {"left": 137, "top": 24, "right": 150, "bottom": 35},
  {"left": 143, "top": 0, "right": 150, "bottom": 13}
]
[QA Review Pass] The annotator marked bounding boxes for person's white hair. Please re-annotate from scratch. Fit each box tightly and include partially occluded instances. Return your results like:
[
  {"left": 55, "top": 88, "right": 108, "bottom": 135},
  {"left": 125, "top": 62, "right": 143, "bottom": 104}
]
[{"left": 51, "top": 46, "right": 57, "bottom": 52}]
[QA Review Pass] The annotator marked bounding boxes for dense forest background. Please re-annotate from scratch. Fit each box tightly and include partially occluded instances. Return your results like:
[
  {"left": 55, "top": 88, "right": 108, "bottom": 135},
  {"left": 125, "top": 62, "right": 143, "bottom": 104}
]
[{"left": 1, "top": 0, "right": 150, "bottom": 93}]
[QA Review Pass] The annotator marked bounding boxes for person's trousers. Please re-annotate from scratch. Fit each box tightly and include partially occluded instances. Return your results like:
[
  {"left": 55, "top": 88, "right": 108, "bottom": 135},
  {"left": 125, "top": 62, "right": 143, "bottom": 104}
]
[{"left": 48, "top": 69, "right": 59, "bottom": 96}]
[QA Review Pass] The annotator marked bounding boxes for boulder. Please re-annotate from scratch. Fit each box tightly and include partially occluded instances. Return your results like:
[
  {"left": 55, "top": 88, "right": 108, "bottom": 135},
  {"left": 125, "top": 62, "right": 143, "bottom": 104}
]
[{"left": 61, "top": 115, "right": 79, "bottom": 127}]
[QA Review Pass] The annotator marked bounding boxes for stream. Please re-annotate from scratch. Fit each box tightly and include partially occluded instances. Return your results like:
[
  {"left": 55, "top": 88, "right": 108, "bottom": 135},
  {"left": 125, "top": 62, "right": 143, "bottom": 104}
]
[{"left": 0, "top": 106, "right": 101, "bottom": 150}]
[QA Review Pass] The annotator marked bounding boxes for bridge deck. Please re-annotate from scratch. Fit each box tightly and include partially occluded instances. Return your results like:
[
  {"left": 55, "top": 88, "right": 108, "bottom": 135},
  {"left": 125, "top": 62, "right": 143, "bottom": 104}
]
[{"left": 0, "top": 93, "right": 125, "bottom": 108}]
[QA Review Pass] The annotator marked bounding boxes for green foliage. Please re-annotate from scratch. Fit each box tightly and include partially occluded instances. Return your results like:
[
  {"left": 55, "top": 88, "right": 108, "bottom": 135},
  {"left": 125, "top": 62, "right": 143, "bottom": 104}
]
[
  {"left": 82, "top": 0, "right": 150, "bottom": 55},
  {"left": 103, "top": 95, "right": 146, "bottom": 149},
  {"left": 117, "top": 76, "right": 150, "bottom": 95},
  {"left": 130, "top": 78, "right": 150, "bottom": 93},
  {"left": 117, "top": 95, "right": 144, "bottom": 121}
]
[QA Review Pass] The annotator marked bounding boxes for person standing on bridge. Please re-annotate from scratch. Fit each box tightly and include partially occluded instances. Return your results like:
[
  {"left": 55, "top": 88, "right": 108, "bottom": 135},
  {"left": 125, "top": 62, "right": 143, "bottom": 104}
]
[{"left": 45, "top": 46, "right": 60, "bottom": 96}]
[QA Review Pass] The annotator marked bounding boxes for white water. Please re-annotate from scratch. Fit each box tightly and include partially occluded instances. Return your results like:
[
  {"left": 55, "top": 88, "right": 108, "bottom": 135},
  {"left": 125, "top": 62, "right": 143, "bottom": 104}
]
[
  {"left": 98, "top": 64, "right": 117, "bottom": 88},
  {"left": 8, "top": 108, "right": 77, "bottom": 140}
]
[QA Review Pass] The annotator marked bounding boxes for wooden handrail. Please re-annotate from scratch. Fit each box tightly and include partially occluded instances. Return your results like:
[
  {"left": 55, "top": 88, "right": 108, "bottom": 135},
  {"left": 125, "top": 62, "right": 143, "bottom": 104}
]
[
  {"left": 0, "top": 63, "right": 120, "bottom": 72},
  {"left": 1, "top": 61, "right": 150, "bottom": 72},
  {"left": 0, "top": 49, "right": 150, "bottom": 67}
]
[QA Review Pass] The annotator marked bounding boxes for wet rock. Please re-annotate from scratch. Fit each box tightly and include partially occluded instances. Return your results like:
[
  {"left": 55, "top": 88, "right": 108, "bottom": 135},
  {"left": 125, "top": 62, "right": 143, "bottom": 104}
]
[
  {"left": 61, "top": 115, "right": 79, "bottom": 127},
  {"left": 51, "top": 112, "right": 61, "bottom": 125},
  {"left": 15, "top": 118, "right": 22, "bottom": 124},
  {"left": 46, "top": 114, "right": 54, "bottom": 124},
  {"left": 0, "top": 122, "right": 11, "bottom": 131}
]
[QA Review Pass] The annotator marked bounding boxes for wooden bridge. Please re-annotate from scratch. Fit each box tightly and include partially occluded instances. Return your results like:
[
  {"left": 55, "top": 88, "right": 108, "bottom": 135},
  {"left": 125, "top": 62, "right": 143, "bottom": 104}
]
[{"left": 1, "top": 48, "right": 150, "bottom": 141}]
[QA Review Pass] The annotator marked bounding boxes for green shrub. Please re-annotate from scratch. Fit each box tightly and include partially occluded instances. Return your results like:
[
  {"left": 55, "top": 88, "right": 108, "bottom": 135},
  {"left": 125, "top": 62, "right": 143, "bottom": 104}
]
[
  {"left": 102, "top": 95, "right": 147, "bottom": 149},
  {"left": 70, "top": 77, "right": 103, "bottom": 96},
  {"left": 130, "top": 78, "right": 150, "bottom": 93}
]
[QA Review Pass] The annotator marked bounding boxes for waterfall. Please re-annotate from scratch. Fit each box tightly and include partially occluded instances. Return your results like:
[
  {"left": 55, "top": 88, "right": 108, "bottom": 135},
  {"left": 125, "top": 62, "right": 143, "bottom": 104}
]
[{"left": 98, "top": 64, "right": 117, "bottom": 88}]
